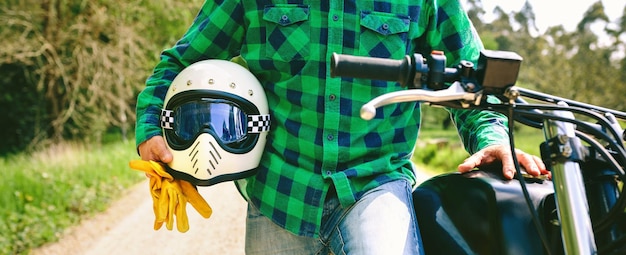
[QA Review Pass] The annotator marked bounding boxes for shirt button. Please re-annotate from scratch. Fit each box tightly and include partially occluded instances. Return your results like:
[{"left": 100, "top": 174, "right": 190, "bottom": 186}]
[
  {"left": 327, "top": 134, "right": 334, "bottom": 141},
  {"left": 382, "top": 23, "right": 389, "bottom": 30},
  {"left": 329, "top": 94, "right": 336, "bottom": 101},
  {"left": 332, "top": 14, "right": 339, "bottom": 21},
  {"left": 326, "top": 171, "right": 332, "bottom": 176}
]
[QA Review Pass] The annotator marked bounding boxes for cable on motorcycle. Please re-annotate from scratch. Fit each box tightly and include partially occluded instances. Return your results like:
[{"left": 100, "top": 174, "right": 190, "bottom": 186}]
[
  {"left": 504, "top": 105, "right": 554, "bottom": 255},
  {"left": 517, "top": 104, "right": 626, "bottom": 158},
  {"left": 513, "top": 107, "right": 626, "bottom": 234},
  {"left": 575, "top": 130, "right": 626, "bottom": 234},
  {"left": 516, "top": 105, "right": 626, "bottom": 174}
]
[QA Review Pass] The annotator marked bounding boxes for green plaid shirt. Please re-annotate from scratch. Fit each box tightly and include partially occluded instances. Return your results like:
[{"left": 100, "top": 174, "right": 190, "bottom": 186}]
[{"left": 136, "top": 0, "right": 509, "bottom": 237}]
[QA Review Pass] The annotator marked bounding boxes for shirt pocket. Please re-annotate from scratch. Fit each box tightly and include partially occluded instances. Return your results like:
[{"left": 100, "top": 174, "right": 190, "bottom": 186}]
[
  {"left": 263, "top": 4, "right": 310, "bottom": 61},
  {"left": 359, "top": 11, "right": 410, "bottom": 59}
]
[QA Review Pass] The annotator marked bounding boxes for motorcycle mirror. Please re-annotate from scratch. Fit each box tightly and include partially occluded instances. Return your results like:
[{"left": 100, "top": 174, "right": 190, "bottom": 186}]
[{"left": 476, "top": 50, "right": 523, "bottom": 95}]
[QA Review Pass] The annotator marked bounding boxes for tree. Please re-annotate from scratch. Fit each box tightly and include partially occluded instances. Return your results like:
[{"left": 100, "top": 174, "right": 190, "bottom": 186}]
[
  {"left": 0, "top": 0, "right": 199, "bottom": 153},
  {"left": 467, "top": 0, "right": 625, "bottom": 112},
  {"left": 514, "top": 1, "right": 538, "bottom": 34}
]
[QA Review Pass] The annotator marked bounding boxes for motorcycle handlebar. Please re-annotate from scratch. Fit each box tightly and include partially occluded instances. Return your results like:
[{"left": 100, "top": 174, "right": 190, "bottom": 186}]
[
  {"left": 330, "top": 53, "right": 415, "bottom": 87},
  {"left": 331, "top": 50, "right": 523, "bottom": 94},
  {"left": 329, "top": 50, "right": 626, "bottom": 129}
]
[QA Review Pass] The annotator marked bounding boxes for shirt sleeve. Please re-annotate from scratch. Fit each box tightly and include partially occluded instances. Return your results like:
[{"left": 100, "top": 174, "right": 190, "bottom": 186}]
[
  {"left": 420, "top": 0, "right": 510, "bottom": 154},
  {"left": 135, "top": 0, "right": 246, "bottom": 148}
]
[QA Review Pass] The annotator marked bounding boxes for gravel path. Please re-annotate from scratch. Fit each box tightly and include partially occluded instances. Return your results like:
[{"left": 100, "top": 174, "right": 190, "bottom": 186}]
[
  {"left": 31, "top": 181, "right": 248, "bottom": 255},
  {"left": 31, "top": 171, "right": 431, "bottom": 255}
]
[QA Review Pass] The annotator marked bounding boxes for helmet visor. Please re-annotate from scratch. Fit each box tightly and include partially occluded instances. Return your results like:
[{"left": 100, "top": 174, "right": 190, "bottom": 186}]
[
  {"left": 161, "top": 97, "right": 270, "bottom": 150},
  {"left": 173, "top": 99, "right": 247, "bottom": 145}
]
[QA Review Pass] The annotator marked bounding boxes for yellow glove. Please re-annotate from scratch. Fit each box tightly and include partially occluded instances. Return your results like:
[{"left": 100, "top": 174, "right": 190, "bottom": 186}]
[{"left": 129, "top": 160, "right": 213, "bottom": 232}]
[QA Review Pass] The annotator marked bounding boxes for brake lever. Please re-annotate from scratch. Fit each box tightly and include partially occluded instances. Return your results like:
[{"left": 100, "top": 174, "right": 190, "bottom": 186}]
[{"left": 360, "top": 82, "right": 481, "bottom": 120}]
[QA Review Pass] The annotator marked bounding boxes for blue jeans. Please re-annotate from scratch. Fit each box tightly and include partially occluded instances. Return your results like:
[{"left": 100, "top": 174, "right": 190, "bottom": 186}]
[{"left": 245, "top": 179, "right": 423, "bottom": 255}]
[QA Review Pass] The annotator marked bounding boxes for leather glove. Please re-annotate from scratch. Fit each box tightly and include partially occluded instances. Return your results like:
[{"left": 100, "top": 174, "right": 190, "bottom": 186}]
[{"left": 129, "top": 160, "right": 213, "bottom": 232}]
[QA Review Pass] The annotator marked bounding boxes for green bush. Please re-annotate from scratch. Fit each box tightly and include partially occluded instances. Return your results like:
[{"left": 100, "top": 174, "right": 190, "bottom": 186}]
[
  {"left": 413, "top": 140, "right": 468, "bottom": 174},
  {"left": 0, "top": 0, "right": 200, "bottom": 153}
]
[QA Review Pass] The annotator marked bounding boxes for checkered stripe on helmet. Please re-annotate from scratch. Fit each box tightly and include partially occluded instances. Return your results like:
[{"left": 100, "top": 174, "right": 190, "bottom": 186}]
[
  {"left": 247, "top": 114, "right": 270, "bottom": 133},
  {"left": 161, "top": 109, "right": 174, "bottom": 129},
  {"left": 162, "top": 109, "right": 269, "bottom": 133}
]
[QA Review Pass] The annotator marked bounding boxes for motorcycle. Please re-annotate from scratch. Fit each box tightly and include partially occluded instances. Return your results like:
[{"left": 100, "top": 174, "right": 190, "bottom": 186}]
[{"left": 330, "top": 50, "right": 626, "bottom": 255}]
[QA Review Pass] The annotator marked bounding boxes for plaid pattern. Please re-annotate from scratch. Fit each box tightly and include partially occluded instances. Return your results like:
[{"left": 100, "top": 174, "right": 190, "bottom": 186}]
[{"left": 136, "top": 0, "right": 509, "bottom": 238}]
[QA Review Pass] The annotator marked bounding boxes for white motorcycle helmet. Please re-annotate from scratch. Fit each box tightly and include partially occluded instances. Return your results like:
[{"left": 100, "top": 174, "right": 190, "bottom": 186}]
[{"left": 160, "top": 59, "right": 270, "bottom": 186}]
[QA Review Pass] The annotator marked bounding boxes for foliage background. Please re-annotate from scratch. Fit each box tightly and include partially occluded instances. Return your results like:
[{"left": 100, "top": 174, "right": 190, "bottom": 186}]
[{"left": 0, "top": 0, "right": 199, "bottom": 154}]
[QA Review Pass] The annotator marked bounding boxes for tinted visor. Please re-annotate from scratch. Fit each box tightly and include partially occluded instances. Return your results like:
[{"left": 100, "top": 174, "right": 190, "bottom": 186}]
[{"left": 172, "top": 99, "right": 247, "bottom": 145}]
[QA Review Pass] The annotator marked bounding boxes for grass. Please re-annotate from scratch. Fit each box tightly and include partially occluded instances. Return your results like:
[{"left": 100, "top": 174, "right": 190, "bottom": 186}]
[{"left": 0, "top": 139, "right": 143, "bottom": 255}]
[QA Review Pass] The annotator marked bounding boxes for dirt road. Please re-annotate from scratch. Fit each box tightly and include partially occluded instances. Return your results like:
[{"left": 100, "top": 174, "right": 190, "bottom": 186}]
[
  {"left": 31, "top": 181, "right": 248, "bottom": 255},
  {"left": 31, "top": 171, "right": 431, "bottom": 255}
]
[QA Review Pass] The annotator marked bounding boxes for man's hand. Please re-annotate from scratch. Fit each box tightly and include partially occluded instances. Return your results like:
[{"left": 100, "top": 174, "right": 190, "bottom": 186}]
[
  {"left": 458, "top": 144, "right": 549, "bottom": 180},
  {"left": 138, "top": 136, "right": 173, "bottom": 163}
]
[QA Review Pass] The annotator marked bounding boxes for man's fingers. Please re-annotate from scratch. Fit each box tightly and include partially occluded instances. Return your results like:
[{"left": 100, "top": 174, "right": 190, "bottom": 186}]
[
  {"left": 500, "top": 159, "right": 515, "bottom": 180},
  {"left": 514, "top": 150, "right": 539, "bottom": 175},
  {"left": 138, "top": 136, "right": 173, "bottom": 163},
  {"left": 534, "top": 155, "right": 548, "bottom": 175},
  {"left": 152, "top": 142, "right": 173, "bottom": 163},
  {"left": 458, "top": 154, "right": 480, "bottom": 173},
  {"left": 457, "top": 145, "right": 548, "bottom": 180},
  {"left": 457, "top": 150, "right": 496, "bottom": 173},
  {"left": 458, "top": 145, "right": 515, "bottom": 179}
]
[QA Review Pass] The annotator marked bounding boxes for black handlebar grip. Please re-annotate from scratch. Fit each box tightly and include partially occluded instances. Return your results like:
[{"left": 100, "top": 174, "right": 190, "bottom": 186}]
[{"left": 330, "top": 53, "right": 414, "bottom": 87}]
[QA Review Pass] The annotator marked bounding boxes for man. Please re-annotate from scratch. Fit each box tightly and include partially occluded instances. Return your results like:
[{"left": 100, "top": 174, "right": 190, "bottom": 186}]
[{"left": 136, "top": 0, "right": 548, "bottom": 254}]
